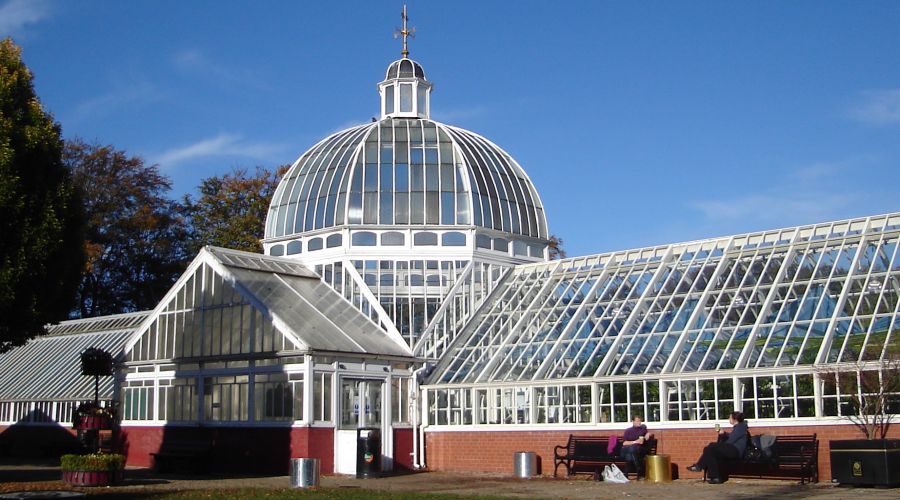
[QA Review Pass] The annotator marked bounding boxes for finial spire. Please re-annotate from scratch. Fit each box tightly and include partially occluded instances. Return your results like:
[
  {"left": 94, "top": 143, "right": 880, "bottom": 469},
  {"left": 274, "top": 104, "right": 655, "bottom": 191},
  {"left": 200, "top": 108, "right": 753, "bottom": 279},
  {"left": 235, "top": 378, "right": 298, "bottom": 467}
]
[{"left": 394, "top": 4, "right": 416, "bottom": 58}]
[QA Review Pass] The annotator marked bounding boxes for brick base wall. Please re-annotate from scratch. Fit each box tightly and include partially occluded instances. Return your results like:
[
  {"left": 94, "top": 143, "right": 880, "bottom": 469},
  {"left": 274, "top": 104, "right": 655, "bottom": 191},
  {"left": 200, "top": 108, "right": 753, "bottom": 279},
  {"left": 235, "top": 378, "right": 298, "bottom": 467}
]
[
  {"left": 120, "top": 426, "right": 335, "bottom": 474},
  {"left": 424, "top": 423, "right": 899, "bottom": 481},
  {"left": 0, "top": 423, "right": 83, "bottom": 457}
]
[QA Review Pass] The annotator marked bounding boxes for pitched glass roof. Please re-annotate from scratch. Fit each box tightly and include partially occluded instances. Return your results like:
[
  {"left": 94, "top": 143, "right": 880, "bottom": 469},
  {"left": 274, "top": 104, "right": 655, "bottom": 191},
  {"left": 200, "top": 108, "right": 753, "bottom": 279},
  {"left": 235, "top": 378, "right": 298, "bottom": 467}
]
[
  {"left": 430, "top": 213, "right": 900, "bottom": 384},
  {"left": 126, "top": 247, "right": 413, "bottom": 361},
  {"left": 0, "top": 312, "right": 147, "bottom": 401}
]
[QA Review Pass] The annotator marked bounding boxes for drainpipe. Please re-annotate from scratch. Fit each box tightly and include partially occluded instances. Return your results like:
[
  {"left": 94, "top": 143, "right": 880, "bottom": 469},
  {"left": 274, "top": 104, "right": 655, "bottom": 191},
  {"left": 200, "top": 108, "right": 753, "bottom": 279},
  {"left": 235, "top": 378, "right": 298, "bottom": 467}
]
[{"left": 411, "top": 364, "right": 428, "bottom": 469}]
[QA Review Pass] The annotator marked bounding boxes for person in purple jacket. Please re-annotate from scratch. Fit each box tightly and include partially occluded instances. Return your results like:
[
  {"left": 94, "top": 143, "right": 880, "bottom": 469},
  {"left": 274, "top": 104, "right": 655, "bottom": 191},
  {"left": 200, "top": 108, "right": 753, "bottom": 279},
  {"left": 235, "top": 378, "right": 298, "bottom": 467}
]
[{"left": 620, "top": 415, "right": 649, "bottom": 478}]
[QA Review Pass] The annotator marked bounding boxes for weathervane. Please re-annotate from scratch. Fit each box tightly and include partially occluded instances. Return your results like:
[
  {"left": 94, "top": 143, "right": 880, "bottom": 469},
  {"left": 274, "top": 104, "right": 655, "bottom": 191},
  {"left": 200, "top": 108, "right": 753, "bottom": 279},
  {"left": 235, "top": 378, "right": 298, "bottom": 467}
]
[{"left": 394, "top": 4, "right": 416, "bottom": 58}]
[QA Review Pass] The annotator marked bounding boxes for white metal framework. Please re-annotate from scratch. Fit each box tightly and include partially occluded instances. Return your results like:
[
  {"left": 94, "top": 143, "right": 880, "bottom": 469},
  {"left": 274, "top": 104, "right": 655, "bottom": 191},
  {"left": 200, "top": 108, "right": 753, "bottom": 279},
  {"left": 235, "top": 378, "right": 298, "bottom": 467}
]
[
  {"left": 261, "top": 57, "right": 551, "bottom": 355},
  {"left": 425, "top": 213, "right": 900, "bottom": 426},
  {"left": 0, "top": 312, "right": 146, "bottom": 425}
]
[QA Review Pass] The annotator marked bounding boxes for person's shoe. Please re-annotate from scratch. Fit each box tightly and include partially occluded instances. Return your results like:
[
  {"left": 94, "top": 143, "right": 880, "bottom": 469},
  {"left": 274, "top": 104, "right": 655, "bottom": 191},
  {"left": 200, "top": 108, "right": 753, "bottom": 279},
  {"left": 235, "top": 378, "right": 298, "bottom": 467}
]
[
  {"left": 707, "top": 477, "right": 723, "bottom": 484},
  {"left": 686, "top": 464, "right": 702, "bottom": 473}
]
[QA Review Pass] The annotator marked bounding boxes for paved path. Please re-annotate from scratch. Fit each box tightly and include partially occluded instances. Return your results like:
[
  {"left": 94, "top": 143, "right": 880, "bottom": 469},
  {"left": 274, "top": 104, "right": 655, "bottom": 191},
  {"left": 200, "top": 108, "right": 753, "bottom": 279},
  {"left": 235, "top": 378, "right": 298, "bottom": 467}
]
[{"left": 1, "top": 459, "right": 896, "bottom": 499}]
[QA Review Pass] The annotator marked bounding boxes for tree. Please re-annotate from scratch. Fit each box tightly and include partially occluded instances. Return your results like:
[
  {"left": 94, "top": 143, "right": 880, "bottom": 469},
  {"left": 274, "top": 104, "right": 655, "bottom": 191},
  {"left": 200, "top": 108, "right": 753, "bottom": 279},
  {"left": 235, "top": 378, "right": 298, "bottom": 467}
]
[
  {"left": 64, "top": 139, "right": 189, "bottom": 317},
  {"left": 820, "top": 355, "right": 900, "bottom": 439},
  {"left": 182, "top": 166, "right": 287, "bottom": 254},
  {"left": 0, "top": 38, "right": 84, "bottom": 352},
  {"left": 548, "top": 234, "right": 567, "bottom": 260}
]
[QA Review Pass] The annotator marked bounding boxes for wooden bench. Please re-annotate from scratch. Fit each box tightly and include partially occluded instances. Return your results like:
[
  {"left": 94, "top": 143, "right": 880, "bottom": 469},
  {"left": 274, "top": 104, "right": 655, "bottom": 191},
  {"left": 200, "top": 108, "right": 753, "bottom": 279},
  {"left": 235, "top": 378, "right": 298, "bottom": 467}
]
[
  {"left": 554, "top": 434, "right": 657, "bottom": 478},
  {"left": 708, "top": 434, "right": 818, "bottom": 484},
  {"left": 151, "top": 437, "right": 213, "bottom": 474}
]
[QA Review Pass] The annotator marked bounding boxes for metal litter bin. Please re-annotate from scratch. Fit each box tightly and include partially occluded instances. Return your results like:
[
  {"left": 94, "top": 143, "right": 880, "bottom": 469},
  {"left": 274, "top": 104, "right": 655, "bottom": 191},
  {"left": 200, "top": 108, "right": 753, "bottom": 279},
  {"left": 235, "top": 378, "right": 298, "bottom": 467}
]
[
  {"left": 514, "top": 451, "right": 537, "bottom": 478},
  {"left": 356, "top": 427, "right": 382, "bottom": 478},
  {"left": 645, "top": 454, "right": 672, "bottom": 482},
  {"left": 290, "top": 458, "right": 320, "bottom": 488}
]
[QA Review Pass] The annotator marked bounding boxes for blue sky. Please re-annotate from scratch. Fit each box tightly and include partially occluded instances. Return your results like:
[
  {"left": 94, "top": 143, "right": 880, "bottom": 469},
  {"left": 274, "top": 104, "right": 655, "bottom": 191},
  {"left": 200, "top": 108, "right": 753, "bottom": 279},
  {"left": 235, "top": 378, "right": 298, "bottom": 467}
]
[{"left": 4, "top": 0, "right": 900, "bottom": 257}]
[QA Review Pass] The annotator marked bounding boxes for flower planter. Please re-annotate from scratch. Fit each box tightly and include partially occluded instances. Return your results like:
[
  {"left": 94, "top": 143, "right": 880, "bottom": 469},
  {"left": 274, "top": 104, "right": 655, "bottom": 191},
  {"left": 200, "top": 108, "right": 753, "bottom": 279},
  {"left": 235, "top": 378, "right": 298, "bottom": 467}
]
[
  {"left": 76, "top": 415, "right": 111, "bottom": 430},
  {"left": 830, "top": 439, "right": 900, "bottom": 487},
  {"left": 62, "top": 469, "right": 122, "bottom": 486}
]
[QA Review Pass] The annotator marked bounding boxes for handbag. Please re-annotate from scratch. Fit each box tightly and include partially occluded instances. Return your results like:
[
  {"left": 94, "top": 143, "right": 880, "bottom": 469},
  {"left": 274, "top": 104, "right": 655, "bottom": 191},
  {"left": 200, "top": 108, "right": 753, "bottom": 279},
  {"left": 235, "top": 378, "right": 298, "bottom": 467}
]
[{"left": 601, "top": 463, "right": 629, "bottom": 483}]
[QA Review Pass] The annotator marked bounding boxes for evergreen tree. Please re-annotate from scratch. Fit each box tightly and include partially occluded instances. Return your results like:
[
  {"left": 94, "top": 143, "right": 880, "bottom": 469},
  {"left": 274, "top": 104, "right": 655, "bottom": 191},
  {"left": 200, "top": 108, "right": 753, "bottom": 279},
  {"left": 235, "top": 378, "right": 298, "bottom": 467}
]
[{"left": 0, "top": 38, "right": 84, "bottom": 352}]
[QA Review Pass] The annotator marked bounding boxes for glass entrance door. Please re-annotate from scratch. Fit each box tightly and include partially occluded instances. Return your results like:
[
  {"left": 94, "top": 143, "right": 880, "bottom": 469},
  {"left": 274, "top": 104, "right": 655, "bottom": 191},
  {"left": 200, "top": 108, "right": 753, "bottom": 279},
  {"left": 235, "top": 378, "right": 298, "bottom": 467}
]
[
  {"left": 335, "top": 378, "right": 385, "bottom": 475},
  {"left": 340, "top": 378, "right": 383, "bottom": 429}
]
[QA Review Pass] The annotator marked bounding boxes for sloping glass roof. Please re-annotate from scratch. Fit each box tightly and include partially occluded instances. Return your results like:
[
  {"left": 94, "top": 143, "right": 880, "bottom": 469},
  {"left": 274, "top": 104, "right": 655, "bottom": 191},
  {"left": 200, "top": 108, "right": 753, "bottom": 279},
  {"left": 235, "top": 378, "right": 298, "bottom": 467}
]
[
  {"left": 264, "top": 117, "right": 547, "bottom": 240},
  {"left": 0, "top": 312, "right": 147, "bottom": 401},
  {"left": 430, "top": 213, "right": 900, "bottom": 384},
  {"left": 126, "top": 247, "right": 412, "bottom": 362}
]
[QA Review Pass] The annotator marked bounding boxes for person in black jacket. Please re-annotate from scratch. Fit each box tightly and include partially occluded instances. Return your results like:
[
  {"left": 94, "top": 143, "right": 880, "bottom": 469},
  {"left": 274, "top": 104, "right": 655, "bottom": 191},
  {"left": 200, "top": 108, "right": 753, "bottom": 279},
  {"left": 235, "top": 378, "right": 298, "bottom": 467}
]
[{"left": 687, "top": 411, "right": 748, "bottom": 484}]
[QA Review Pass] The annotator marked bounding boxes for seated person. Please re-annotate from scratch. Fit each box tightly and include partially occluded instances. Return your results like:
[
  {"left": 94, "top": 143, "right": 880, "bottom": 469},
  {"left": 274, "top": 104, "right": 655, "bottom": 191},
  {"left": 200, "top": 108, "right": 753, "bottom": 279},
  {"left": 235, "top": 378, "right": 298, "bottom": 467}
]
[
  {"left": 686, "top": 411, "right": 748, "bottom": 484},
  {"left": 619, "top": 415, "right": 649, "bottom": 478}
]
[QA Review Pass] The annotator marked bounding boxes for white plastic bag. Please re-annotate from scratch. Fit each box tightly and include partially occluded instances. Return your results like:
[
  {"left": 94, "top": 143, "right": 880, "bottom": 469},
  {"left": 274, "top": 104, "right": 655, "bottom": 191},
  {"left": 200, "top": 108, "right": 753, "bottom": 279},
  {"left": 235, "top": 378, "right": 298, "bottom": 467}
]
[{"left": 601, "top": 464, "right": 629, "bottom": 483}]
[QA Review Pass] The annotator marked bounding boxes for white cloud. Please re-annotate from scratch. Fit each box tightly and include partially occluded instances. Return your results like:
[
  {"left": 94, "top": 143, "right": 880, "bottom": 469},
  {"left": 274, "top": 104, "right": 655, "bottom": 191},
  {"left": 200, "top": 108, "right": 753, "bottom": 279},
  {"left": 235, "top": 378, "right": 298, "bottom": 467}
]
[
  {"left": 172, "top": 49, "right": 270, "bottom": 91},
  {"left": 68, "top": 81, "right": 164, "bottom": 122},
  {"left": 154, "top": 133, "right": 285, "bottom": 168},
  {"left": 788, "top": 161, "right": 846, "bottom": 182},
  {"left": 688, "top": 162, "right": 861, "bottom": 226},
  {"left": 690, "top": 192, "right": 855, "bottom": 223},
  {"left": 0, "top": 0, "right": 49, "bottom": 36},
  {"left": 848, "top": 89, "right": 900, "bottom": 125}
]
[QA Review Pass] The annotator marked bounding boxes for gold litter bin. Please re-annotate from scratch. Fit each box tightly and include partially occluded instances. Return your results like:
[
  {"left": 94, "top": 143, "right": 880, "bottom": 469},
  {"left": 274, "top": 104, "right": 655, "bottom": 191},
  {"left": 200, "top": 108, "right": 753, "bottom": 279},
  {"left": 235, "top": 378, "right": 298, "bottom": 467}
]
[{"left": 645, "top": 454, "right": 672, "bottom": 482}]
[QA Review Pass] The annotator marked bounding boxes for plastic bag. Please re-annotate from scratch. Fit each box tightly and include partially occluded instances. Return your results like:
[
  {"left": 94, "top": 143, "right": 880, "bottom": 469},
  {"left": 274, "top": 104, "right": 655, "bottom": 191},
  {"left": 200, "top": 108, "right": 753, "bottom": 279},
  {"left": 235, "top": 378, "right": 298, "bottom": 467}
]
[{"left": 602, "top": 464, "right": 629, "bottom": 483}]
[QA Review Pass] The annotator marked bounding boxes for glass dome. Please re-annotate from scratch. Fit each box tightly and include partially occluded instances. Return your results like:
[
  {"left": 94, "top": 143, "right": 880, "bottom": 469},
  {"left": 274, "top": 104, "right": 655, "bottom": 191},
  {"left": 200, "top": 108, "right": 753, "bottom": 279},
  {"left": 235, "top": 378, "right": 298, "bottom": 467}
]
[{"left": 265, "top": 117, "right": 547, "bottom": 241}]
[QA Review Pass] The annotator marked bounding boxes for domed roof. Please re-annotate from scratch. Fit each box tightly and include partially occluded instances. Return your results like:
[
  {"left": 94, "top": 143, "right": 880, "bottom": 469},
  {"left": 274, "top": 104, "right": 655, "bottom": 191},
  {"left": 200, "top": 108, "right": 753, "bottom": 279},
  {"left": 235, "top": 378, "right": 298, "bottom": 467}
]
[
  {"left": 264, "top": 117, "right": 547, "bottom": 241},
  {"left": 385, "top": 58, "right": 426, "bottom": 80}
]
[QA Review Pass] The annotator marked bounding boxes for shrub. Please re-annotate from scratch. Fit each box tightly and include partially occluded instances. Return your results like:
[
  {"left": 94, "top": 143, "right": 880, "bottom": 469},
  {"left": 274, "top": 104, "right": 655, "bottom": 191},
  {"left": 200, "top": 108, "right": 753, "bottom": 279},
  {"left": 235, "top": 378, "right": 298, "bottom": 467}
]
[{"left": 60, "top": 453, "right": 125, "bottom": 471}]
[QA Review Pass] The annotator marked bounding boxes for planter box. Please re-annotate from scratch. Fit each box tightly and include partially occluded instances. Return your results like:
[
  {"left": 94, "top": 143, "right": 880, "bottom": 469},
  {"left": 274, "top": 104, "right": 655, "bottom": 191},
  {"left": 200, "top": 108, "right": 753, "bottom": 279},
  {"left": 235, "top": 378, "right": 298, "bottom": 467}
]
[
  {"left": 76, "top": 415, "right": 111, "bottom": 430},
  {"left": 62, "top": 469, "right": 123, "bottom": 486},
  {"left": 830, "top": 439, "right": 899, "bottom": 487}
]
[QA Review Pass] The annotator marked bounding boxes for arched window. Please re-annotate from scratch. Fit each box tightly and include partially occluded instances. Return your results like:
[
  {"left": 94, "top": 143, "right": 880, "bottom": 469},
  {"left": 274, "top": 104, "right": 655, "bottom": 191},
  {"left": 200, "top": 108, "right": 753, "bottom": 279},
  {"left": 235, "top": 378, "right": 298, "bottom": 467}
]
[
  {"left": 381, "top": 231, "right": 405, "bottom": 246},
  {"left": 494, "top": 238, "right": 509, "bottom": 252},
  {"left": 326, "top": 234, "right": 343, "bottom": 248},
  {"left": 308, "top": 238, "right": 323, "bottom": 251},
  {"left": 414, "top": 232, "right": 438, "bottom": 246},
  {"left": 352, "top": 231, "right": 377, "bottom": 246},
  {"left": 475, "top": 234, "right": 492, "bottom": 249},
  {"left": 270, "top": 244, "right": 284, "bottom": 257},
  {"left": 442, "top": 232, "right": 466, "bottom": 246},
  {"left": 286, "top": 241, "right": 302, "bottom": 255},
  {"left": 409, "top": 275, "right": 424, "bottom": 286}
]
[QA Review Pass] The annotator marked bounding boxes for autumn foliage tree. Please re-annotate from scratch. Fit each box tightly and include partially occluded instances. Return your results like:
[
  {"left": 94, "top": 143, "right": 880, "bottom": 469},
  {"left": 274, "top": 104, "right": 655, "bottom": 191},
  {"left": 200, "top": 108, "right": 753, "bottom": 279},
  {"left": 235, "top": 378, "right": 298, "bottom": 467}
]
[
  {"left": 182, "top": 166, "right": 286, "bottom": 254},
  {"left": 548, "top": 234, "right": 567, "bottom": 260},
  {"left": 64, "top": 139, "right": 189, "bottom": 317},
  {"left": 0, "top": 38, "right": 84, "bottom": 351}
]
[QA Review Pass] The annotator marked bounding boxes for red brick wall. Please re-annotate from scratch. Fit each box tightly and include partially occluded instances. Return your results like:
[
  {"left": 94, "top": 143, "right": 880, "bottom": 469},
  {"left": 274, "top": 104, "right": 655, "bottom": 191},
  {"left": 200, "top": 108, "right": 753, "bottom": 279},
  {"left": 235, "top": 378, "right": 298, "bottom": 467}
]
[
  {"left": 424, "top": 423, "right": 900, "bottom": 481},
  {"left": 0, "top": 423, "right": 83, "bottom": 457},
  {"left": 120, "top": 425, "right": 335, "bottom": 474}
]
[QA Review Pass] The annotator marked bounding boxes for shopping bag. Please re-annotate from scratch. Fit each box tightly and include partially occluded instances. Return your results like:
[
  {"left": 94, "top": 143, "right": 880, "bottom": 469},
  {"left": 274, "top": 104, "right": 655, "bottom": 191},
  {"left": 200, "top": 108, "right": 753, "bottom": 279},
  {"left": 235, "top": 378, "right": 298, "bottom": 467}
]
[{"left": 601, "top": 464, "right": 629, "bottom": 483}]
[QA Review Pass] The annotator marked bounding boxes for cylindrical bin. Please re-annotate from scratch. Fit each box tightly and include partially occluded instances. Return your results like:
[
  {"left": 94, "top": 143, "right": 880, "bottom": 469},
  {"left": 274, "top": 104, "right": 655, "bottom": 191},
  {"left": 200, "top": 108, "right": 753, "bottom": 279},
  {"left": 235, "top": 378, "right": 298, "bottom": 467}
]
[
  {"left": 290, "top": 458, "right": 320, "bottom": 488},
  {"left": 645, "top": 454, "right": 672, "bottom": 482},
  {"left": 513, "top": 451, "right": 537, "bottom": 478},
  {"left": 356, "top": 427, "right": 382, "bottom": 478}
]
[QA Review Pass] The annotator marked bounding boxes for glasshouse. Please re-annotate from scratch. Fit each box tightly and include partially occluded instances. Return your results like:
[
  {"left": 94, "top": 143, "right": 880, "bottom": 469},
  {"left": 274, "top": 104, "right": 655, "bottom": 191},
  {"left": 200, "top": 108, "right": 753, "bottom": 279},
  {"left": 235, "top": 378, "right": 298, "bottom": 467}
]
[{"left": 1, "top": 37, "right": 898, "bottom": 481}]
